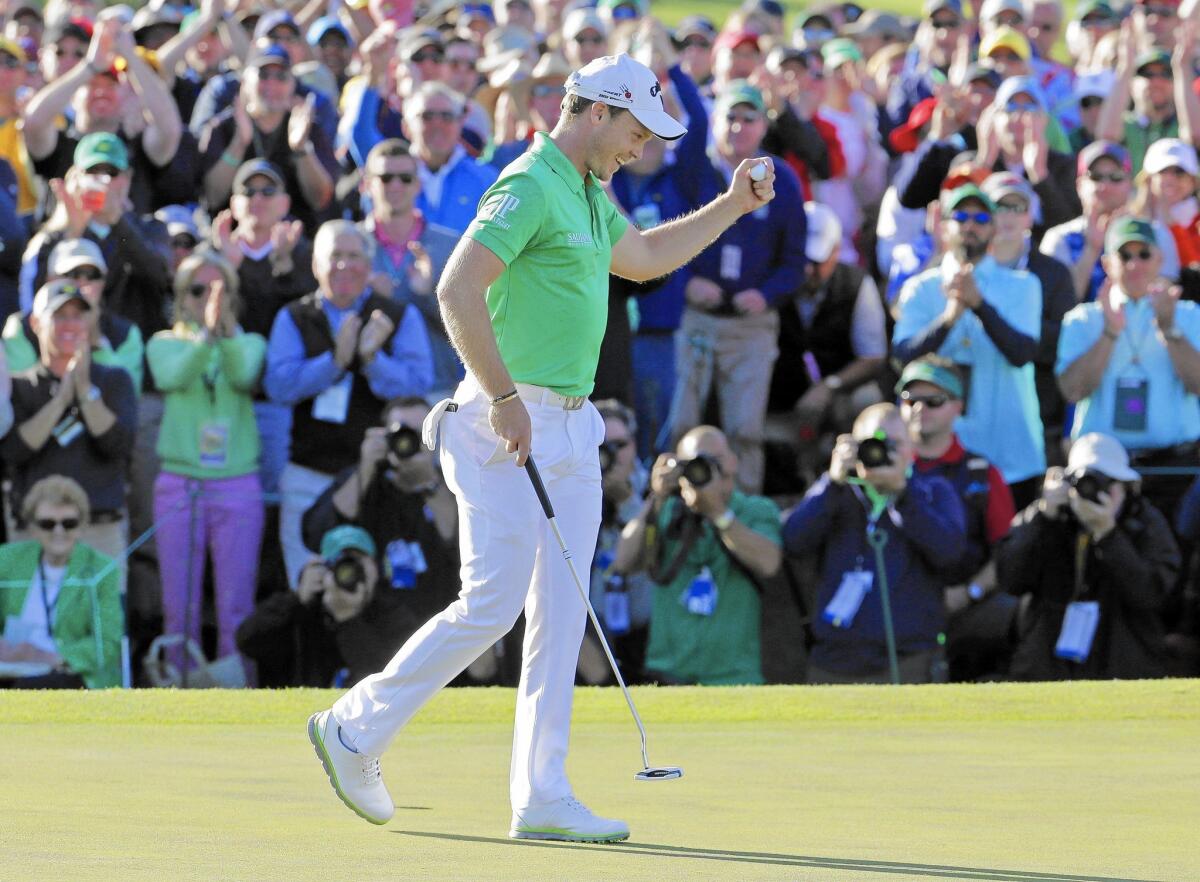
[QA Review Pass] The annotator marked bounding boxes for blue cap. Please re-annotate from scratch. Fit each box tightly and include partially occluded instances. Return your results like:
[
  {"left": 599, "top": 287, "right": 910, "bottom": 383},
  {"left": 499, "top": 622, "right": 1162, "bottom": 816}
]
[
  {"left": 307, "top": 15, "right": 352, "bottom": 47},
  {"left": 246, "top": 43, "right": 290, "bottom": 69},
  {"left": 254, "top": 9, "right": 300, "bottom": 41},
  {"left": 994, "top": 75, "right": 1046, "bottom": 113},
  {"left": 460, "top": 2, "right": 495, "bottom": 22}
]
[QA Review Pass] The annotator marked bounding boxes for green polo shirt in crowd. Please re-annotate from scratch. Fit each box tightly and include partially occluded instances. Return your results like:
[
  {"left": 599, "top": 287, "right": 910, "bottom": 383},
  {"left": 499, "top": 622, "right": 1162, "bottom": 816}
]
[
  {"left": 464, "top": 132, "right": 629, "bottom": 397},
  {"left": 643, "top": 492, "right": 782, "bottom": 685},
  {"left": 1122, "top": 113, "right": 1178, "bottom": 174}
]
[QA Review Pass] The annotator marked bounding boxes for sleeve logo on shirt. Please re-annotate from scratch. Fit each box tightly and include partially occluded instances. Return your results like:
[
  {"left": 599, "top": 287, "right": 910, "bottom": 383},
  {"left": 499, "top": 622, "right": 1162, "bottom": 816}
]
[{"left": 479, "top": 192, "right": 520, "bottom": 230}]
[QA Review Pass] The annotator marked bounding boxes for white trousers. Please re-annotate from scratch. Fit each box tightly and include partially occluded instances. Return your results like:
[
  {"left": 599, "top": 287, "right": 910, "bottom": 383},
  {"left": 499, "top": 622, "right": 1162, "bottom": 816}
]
[
  {"left": 332, "top": 380, "right": 604, "bottom": 810},
  {"left": 279, "top": 462, "right": 335, "bottom": 589}
]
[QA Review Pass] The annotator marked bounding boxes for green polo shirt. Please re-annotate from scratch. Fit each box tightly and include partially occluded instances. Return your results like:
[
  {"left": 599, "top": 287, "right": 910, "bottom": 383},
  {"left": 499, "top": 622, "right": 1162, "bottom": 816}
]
[{"left": 465, "top": 133, "right": 629, "bottom": 397}]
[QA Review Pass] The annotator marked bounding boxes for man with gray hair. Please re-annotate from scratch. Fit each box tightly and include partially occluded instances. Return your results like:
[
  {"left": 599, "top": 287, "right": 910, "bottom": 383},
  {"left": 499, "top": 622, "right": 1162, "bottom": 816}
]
[
  {"left": 401, "top": 81, "right": 500, "bottom": 233},
  {"left": 265, "top": 220, "right": 434, "bottom": 587}
]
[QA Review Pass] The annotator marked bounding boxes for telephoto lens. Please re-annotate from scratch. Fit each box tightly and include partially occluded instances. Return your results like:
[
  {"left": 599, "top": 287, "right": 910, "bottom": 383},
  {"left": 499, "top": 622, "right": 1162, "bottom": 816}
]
[
  {"left": 680, "top": 454, "right": 716, "bottom": 487},
  {"left": 857, "top": 436, "right": 894, "bottom": 469},
  {"left": 331, "top": 553, "right": 366, "bottom": 591},
  {"left": 1069, "top": 470, "right": 1112, "bottom": 504},
  {"left": 387, "top": 423, "right": 422, "bottom": 459}
]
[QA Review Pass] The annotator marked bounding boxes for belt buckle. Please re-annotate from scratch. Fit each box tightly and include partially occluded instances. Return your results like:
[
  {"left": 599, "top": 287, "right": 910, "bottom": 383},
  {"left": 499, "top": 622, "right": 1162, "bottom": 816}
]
[{"left": 563, "top": 395, "right": 585, "bottom": 411}]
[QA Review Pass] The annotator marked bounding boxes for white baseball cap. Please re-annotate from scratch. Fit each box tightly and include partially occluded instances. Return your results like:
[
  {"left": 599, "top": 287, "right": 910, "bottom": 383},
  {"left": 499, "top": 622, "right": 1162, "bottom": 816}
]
[
  {"left": 804, "top": 201, "right": 842, "bottom": 263},
  {"left": 565, "top": 53, "right": 687, "bottom": 141},
  {"left": 1143, "top": 138, "right": 1200, "bottom": 177},
  {"left": 49, "top": 238, "right": 107, "bottom": 276},
  {"left": 1066, "top": 433, "right": 1139, "bottom": 482}
]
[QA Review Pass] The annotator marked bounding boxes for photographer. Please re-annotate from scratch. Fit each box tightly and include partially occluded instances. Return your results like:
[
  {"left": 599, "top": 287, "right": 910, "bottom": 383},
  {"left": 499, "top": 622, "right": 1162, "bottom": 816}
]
[
  {"left": 614, "top": 425, "right": 782, "bottom": 685},
  {"left": 235, "top": 526, "right": 390, "bottom": 686},
  {"left": 782, "top": 403, "right": 967, "bottom": 684},
  {"left": 997, "top": 433, "right": 1179, "bottom": 680}
]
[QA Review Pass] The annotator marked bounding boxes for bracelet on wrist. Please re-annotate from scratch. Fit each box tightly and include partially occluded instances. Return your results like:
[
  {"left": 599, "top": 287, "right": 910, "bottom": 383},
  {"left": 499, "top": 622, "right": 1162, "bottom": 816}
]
[
  {"left": 490, "top": 389, "right": 519, "bottom": 406},
  {"left": 220, "top": 150, "right": 241, "bottom": 168},
  {"left": 713, "top": 508, "right": 736, "bottom": 531}
]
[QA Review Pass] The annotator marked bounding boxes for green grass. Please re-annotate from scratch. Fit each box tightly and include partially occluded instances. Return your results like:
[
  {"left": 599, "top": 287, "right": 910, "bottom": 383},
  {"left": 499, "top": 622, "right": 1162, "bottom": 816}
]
[{"left": 5, "top": 681, "right": 1198, "bottom": 881}]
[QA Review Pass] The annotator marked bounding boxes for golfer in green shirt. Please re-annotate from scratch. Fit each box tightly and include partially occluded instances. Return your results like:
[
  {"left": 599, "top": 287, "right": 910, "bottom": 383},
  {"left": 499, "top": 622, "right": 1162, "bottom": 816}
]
[{"left": 309, "top": 53, "right": 777, "bottom": 842}]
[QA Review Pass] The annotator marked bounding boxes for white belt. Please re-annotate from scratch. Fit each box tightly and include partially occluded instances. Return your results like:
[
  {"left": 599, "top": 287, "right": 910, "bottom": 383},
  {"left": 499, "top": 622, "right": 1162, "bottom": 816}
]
[{"left": 514, "top": 383, "right": 586, "bottom": 411}]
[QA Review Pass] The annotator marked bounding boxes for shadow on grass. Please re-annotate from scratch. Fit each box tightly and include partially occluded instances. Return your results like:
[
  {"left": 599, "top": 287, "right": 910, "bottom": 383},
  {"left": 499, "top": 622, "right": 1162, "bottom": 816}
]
[{"left": 397, "top": 832, "right": 1162, "bottom": 882}]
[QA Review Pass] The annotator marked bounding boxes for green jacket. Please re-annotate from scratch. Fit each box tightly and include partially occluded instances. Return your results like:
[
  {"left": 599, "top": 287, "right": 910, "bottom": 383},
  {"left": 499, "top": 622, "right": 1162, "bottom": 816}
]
[
  {"left": 3, "top": 311, "right": 145, "bottom": 392},
  {"left": 147, "top": 324, "right": 266, "bottom": 479},
  {"left": 0, "top": 540, "right": 124, "bottom": 688}
]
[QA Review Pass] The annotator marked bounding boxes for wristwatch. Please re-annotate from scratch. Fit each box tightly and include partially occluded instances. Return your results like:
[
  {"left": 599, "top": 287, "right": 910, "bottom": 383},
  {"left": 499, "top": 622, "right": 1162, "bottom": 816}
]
[
  {"left": 1162, "top": 325, "right": 1186, "bottom": 343},
  {"left": 713, "top": 508, "right": 736, "bottom": 531}
]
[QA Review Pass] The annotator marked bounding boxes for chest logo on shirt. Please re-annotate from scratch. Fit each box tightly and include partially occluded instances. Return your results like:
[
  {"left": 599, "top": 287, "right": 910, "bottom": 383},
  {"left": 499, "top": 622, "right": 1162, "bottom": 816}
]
[
  {"left": 567, "top": 232, "right": 594, "bottom": 246},
  {"left": 479, "top": 193, "right": 520, "bottom": 230}
]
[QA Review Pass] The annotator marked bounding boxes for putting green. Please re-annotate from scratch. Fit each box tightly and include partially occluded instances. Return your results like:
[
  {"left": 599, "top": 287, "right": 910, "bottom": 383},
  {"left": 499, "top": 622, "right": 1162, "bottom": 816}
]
[{"left": 3, "top": 681, "right": 1196, "bottom": 882}]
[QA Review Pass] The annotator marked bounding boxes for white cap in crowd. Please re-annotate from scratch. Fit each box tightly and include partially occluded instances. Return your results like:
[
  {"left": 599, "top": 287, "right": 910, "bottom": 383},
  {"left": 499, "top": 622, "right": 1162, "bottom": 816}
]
[
  {"left": 1066, "top": 433, "right": 1139, "bottom": 482},
  {"left": 804, "top": 201, "right": 842, "bottom": 263}
]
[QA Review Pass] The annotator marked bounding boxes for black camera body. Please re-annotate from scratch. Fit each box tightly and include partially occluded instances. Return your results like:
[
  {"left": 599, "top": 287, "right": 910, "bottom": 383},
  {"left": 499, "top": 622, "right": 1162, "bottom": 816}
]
[
  {"left": 857, "top": 435, "right": 895, "bottom": 469},
  {"left": 387, "top": 423, "right": 421, "bottom": 460},
  {"left": 599, "top": 441, "right": 620, "bottom": 472},
  {"left": 1070, "top": 470, "right": 1113, "bottom": 504},
  {"left": 670, "top": 453, "right": 719, "bottom": 488},
  {"left": 330, "top": 552, "right": 367, "bottom": 591}
]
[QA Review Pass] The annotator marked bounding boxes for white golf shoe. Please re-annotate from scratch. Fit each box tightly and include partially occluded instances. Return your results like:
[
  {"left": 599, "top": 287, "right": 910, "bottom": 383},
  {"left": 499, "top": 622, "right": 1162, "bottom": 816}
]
[
  {"left": 307, "top": 710, "right": 394, "bottom": 825},
  {"left": 509, "top": 796, "right": 630, "bottom": 842}
]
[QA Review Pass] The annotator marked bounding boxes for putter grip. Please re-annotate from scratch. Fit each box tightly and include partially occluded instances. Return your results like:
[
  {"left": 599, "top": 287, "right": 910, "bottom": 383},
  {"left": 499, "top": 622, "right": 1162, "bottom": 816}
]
[{"left": 524, "top": 456, "right": 555, "bottom": 519}]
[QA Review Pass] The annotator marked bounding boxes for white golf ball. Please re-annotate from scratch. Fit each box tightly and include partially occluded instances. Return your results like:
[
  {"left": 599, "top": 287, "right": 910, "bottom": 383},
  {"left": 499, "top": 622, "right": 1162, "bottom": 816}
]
[{"left": 749, "top": 162, "right": 768, "bottom": 182}]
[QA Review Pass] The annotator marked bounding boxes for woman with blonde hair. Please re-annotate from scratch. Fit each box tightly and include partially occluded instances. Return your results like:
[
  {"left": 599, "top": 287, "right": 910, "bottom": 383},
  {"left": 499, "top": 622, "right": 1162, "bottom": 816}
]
[
  {"left": 1134, "top": 138, "right": 1200, "bottom": 267},
  {"left": 0, "top": 475, "right": 123, "bottom": 688},
  {"left": 147, "top": 251, "right": 266, "bottom": 680}
]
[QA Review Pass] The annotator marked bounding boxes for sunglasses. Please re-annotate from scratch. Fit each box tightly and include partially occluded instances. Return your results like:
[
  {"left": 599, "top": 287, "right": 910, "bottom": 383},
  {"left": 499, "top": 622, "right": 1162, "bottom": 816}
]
[
  {"left": 35, "top": 517, "right": 81, "bottom": 531},
  {"left": 172, "top": 235, "right": 199, "bottom": 250},
  {"left": 1139, "top": 68, "right": 1173, "bottom": 80},
  {"left": 574, "top": 33, "right": 606, "bottom": 44},
  {"left": 376, "top": 171, "right": 415, "bottom": 184},
  {"left": 1088, "top": 170, "right": 1127, "bottom": 183},
  {"left": 1080, "top": 95, "right": 1103, "bottom": 110},
  {"left": 1005, "top": 99, "right": 1041, "bottom": 113},
  {"left": 726, "top": 111, "right": 763, "bottom": 124},
  {"left": 532, "top": 84, "right": 565, "bottom": 98},
  {"left": 931, "top": 16, "right": 961, "bottom": 29},
  {"left": 256, "top": 67, "right": 292, "bottom": 82},
  {"left": 239, "top": 185, "right": 280, "bottom": 198},
  {"left": 681, "top": 36, "right": 712, "bottom": 49},
  {"left": 411, "top": 50, "right": 444, "bottom": 63},
  {"left": 900, "top": 392, "right": 950, "bottom": 408},
  {"left": 87, "top": 164, "right": 120, "bottom": 177},
  {"left": 950, "top": 209, "right": 992, "bottom": 225},
  {"left": 419, "top": 109, "right": 458, "bottom": 123},
  {"left": 1118, "top": 247, "right": 1154, "bottom": 263},
  {"left": 0, "top": 54, "right": 21, "bottom": 70},
  {"left": 66, "top": 267, "right": 103, "bottom": 282},
  {"left": 995, "top": 201, "right": 1028, "bottom": 214},
  {"left": 188, "top": 283, "right": 212, "bottom": 298},
  {"left": 1081, "top": 13, "right": 1116, "bottom": 25}
]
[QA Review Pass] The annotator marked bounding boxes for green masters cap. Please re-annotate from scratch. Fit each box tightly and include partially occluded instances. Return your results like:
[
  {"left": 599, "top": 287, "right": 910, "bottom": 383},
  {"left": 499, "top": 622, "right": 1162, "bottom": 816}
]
[
  {"left": 714, "top": 79, "right": 766, "bottom": 115},
  {"left": 821, "top": 37, "right": 863, "bottom": 71},
  {"left": 74, "top": 132, "right": 129, "bottom": 172},
  {"left": 320, "top": 525, "right": 377, "bottom": 562},
  {"left": 1104, "top": 215, "right": 1157, "bottom": 254},
  {"left": 895, "top": 358, "right": 964, "bottom": 399},
  {"left": 942, "top": 183, "right": 995, "bottom": 215},
  {"left": 1135, "top": 48, "right": 1172, "bottom": 74},
  {"left": 1073, "top": 0, "right": 1114, "bottom": 19}
]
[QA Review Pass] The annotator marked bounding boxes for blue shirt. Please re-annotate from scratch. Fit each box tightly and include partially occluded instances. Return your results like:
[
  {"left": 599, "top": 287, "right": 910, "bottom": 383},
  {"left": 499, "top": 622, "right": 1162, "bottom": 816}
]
[
  {"left": 263, "top": 290, "right": 434, "bottom": 405},
  {"left": 1055, "top": 291, "right": 1200, "bottom": 450},
  {"left": 893, "top": 256, "right": 1046, "bottom": 483},
  {"left": 414, "top": 149, "right": 499, "bottom": 234}
]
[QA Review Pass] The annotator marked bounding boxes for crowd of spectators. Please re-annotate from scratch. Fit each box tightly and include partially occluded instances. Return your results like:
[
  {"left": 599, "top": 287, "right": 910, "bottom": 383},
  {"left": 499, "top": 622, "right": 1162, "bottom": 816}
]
[{"left": 0, "top": 0, "right": 1198, "bottom": 688}]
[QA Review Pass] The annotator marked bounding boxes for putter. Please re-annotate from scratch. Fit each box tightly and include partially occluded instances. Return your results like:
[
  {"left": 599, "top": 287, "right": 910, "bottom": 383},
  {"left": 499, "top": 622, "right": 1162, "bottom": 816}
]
[{"left": 524, "top": 455, "right": 683, "bottom": 783}]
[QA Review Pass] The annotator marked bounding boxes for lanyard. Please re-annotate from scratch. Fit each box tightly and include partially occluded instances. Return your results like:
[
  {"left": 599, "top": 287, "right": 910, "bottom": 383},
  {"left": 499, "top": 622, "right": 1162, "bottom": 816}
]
[
  {"left": 1119, "top": 301, "right": 1155, "bottom": 366},
  {"left": 37, "top": 554, "right": 58, "bottom": 633}
]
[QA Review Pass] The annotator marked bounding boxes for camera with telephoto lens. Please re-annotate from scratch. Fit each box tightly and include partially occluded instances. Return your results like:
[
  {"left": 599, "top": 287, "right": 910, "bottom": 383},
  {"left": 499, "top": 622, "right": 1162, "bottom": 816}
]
[
  {"left": 668, "top": 453, "right": 719, "bottom": 488},
  {"left": 330, "top": 552, "right": 367, "bottom": 591},
  {"left": 1069, "top": 470, "right": 1113, "bottom": 504},
  {"left": 856, "top": 433, "right": 896, "bottom": 469},
  {"left": 387, "top": 422, "right": 421, "bottom": 460}
]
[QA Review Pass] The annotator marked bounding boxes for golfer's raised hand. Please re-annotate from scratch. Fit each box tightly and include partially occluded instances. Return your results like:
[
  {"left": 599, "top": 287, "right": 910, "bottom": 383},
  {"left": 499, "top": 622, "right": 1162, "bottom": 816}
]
[
  {"left": 489, "top": 396, "right": 532, "bottom": 466},
  {"left": 728, "top": 157, "right": 775, "bottom": 214}
]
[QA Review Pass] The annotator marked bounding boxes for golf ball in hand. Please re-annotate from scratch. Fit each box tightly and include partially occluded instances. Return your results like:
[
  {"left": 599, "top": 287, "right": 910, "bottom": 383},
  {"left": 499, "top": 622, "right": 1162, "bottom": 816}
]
[{"left": 750, "top": 162, "right": 768, "bottom": 181}]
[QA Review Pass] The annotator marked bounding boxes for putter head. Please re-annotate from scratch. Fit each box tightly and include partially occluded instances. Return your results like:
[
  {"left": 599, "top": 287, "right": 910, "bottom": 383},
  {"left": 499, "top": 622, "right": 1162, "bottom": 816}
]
[{"left": 635, "top": 766, "right": 683, "bottom": 782}]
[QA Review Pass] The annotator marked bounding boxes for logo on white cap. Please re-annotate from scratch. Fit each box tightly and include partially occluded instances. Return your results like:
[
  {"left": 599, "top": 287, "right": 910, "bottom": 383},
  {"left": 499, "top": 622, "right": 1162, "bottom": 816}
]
[{"left": 565, "top": 53, "right": 687, "bottom": 141}]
